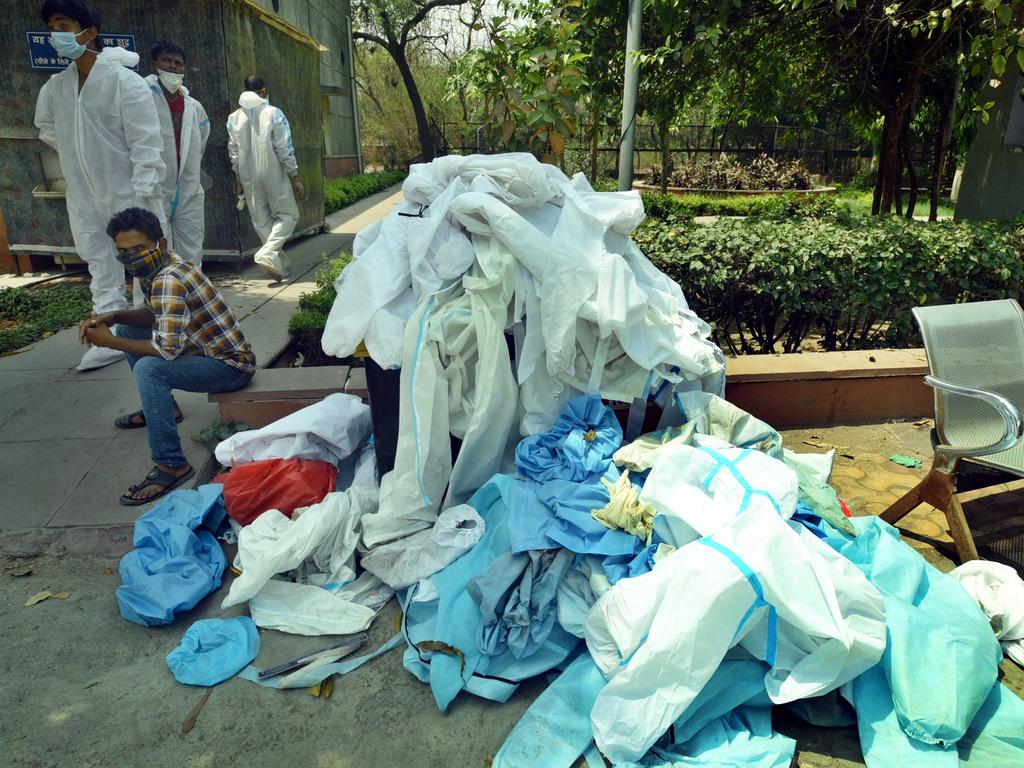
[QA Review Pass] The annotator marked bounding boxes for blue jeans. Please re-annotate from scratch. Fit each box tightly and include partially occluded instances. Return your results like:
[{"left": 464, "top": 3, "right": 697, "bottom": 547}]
[{"left": 115, "top": 325, "right": 253, "bottom": 467}]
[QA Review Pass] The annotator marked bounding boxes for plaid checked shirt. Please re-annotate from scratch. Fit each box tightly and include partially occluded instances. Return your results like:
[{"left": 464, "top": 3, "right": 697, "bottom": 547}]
[{"left": 143, "top": 256, "right": 256, "bottom": 374}]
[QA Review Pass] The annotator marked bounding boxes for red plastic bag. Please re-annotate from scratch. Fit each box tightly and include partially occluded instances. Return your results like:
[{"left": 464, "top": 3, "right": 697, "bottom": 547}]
[{"left": 215, "top": 458, "right": 338, "bottom": 525}]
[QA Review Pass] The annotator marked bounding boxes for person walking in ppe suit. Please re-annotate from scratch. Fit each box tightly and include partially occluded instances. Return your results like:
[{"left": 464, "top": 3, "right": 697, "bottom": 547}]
[
  {"left": 145, "top": 41, "right": 210, "bottom": 266},
  {"left": 34, "top": 0, "right": 167, "bottom": 371},
  {"left": 227, "top": 75, "right": 305, "bottom": 282}
]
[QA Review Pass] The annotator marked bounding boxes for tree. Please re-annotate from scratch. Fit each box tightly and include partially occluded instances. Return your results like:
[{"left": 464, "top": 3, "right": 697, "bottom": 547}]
[
  {"left": 352, "top": 0, "right": 470, "bottom": 161},
  {"left": 355, "top": 42, "right": 457, "bottom": 166},
  {"left": 452, "top": 1, "right": 592, "bottom": 165},
  {"left": 648, "top": 0, "right": 1024, "bottom": 214}
]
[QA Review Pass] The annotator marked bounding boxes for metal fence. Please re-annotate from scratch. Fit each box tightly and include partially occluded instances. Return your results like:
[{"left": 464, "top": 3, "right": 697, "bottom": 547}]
[{"left": 432, "top": 121, "right": 881, "bottom": 181}]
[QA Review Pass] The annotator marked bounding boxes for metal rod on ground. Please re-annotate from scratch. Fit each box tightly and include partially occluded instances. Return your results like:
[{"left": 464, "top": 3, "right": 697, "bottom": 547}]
[{"left": 617, "top": 0, "right": 642, "bottom": 192}]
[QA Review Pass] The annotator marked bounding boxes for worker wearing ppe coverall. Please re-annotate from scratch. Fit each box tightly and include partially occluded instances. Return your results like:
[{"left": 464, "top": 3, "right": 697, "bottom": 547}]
[
  {"left": 145, "top": 40, "right": 210, "bottom": 266},
  {"left": 227, "top": 75, "right": 305, "bottom": 282},
  {"left": 34, "top": 0, "right": 168, "bottom": 371}
]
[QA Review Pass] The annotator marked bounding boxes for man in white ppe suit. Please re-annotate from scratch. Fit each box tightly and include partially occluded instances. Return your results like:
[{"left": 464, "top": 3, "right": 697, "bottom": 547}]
[
  {"left": 145, "top": 41, "right": 210, "bottom": 265},
  {"left": 227, "top": 75, "right": 305, "bottom": 282},
  {"left": 34, "top": 0, "right": 167, "bottom": 371}
]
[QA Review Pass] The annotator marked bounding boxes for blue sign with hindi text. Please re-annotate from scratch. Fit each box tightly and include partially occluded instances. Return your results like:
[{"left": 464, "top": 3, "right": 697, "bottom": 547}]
[{"left": 26, "top": 30, "right": 137, "bottom": 70}]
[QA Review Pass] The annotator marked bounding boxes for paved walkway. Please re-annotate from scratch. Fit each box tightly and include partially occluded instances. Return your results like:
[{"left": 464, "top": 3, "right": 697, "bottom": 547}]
[{"left": 0, "top": 185, "right": 403, "bottom": 540}]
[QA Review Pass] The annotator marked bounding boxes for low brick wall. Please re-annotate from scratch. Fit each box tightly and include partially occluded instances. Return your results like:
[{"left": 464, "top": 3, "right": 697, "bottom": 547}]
[{"left": 725, "top": 348, "right": 932, "bottom": 427}]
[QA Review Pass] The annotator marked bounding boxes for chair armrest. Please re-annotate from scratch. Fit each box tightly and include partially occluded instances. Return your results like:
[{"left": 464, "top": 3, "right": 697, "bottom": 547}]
[{"left": 927, "top": 375, "right": 1024, "bottom": 459}]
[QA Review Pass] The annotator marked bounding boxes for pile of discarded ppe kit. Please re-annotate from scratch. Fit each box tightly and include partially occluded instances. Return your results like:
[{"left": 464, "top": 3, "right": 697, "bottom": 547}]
[{"left": 114, "top": 154, "right": 1024, "bottom": 766}]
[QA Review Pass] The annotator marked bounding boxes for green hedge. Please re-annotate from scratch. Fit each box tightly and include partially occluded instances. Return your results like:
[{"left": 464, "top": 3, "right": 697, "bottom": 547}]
[
  {"left": 639, "top": 191, "right": 841, "bottom": 220},
  {"left": 637, "top": 214, "right": 1024, "bottom": 354},
  {"left": 287, "top": 254, "right": 351, "bottom": 365},
  {"left": 0, "top": 284, "right": 93, "bottom": 355},
  {"left": 324, "top": 171, "right": 406, "bottom": 214}
]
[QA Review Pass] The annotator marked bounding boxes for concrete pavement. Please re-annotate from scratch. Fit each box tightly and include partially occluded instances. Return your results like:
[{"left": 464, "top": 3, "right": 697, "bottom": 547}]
[{"left": 0, "top": 185, "right": 403, "bottom": 540}]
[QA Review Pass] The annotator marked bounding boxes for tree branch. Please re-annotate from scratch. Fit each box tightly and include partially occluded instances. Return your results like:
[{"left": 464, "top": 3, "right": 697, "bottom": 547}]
[
  {"left": 400, "top": 0, "right": 469, "bottom": 49},
  {"left": 353, "top": 30, "right": 390, "bottom": 49}
]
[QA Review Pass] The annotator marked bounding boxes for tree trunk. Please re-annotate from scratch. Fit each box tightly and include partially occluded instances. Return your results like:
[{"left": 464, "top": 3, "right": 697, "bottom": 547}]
[
  {"left": 903, "top": 136, "right": 918, "bottom": 220},
  {"left": 590, "top": 109, "right": 600, "bottom": 183},
  {"left": 878, "top": 111, "right": 903, "bottom": 214},
  {"left": 929, "top": 70, "right": 960, "bottom": 221},
  {"left": 659, "top": 121, "right": 671, "bottom": 194},
  {"left": 390, "top": 43, "right": 435, "bottom": 161},
  {"left": 877, "top": 44, "right": 929, "bottom": 214}
]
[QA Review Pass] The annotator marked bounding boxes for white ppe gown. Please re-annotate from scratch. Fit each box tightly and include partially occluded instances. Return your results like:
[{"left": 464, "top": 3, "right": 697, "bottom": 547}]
[
  {"left": 145, "top": 75, "right": 209, "bottom": 265},
  {"left": 227, "top": 91, "right": 299, "bottom": 277},
  {"left": 34, "top": 47, "right": 167, "bottom": 315}
]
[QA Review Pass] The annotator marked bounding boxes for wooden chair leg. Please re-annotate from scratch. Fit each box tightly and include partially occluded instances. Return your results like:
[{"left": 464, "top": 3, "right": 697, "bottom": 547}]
[
  {"left": 943, "top": 493, "right": 980, "bottom": 563},
  {"left": 880, "top": 476, "right": 926, "bottom": 525},
  {"left": 882, "top": 465, "right": 980, "bottom": 563}
]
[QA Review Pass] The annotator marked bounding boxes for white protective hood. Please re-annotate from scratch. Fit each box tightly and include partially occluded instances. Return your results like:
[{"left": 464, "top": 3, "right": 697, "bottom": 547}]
[
  {"left": 239, "top": 90, "right": 267, "bottom": 109},
  {"left": 97, "top": 46, "right": 140, "bottom": 68}
]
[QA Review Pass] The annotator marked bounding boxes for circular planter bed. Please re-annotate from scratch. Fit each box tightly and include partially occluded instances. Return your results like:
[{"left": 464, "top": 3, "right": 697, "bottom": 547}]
[{"left": 633, "top": 182, "right": 837, "bottom": 198}]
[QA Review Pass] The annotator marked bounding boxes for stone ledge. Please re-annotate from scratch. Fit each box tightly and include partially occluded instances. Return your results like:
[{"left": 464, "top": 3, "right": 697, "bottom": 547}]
[
  {"left": 725, "top": 348, "right": 933, "bottom": 427},
  {"left": 726, "top": 348, "right": 929, "bottom": 382},
  {"left": 209, "top": 365, "right": 369, "bottom": 428}
]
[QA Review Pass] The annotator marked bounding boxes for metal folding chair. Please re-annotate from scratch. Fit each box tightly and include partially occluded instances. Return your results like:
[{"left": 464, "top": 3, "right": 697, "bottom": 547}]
[{"left": 881, "top": 299, "right": 1024, "bottom": 562}]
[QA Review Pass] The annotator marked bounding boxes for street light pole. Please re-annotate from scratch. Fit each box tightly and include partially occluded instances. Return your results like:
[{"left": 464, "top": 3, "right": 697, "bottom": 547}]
[{"left": 617, "top": 0, "right": 642, "bottom": 191}]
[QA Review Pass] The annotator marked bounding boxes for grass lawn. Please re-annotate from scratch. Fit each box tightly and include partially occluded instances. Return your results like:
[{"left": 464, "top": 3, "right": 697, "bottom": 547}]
[{"left": 835, "top": 189, "right": 956, "bottom": 219}]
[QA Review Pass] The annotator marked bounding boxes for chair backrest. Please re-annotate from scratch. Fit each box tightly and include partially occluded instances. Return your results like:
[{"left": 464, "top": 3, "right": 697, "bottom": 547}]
[{"left": 913, "top": 300, "right": 1024, "bottom": 454}]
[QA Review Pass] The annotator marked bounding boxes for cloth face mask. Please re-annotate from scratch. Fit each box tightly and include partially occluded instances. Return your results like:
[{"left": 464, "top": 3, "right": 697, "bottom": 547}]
[{"left": 117, "top": 246, "right": 166, "bottom": 280}]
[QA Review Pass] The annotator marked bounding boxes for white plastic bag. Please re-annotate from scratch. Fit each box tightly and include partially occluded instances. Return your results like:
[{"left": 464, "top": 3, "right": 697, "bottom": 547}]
[
  {"left": 222, "top": 487, "right": 377, "bottom": 608},
  {"left": 215, "top": 393, "right": 371, "bottom": 467},
  {"left": 361, "top": 504, "right": 485, "bottom": 589},
  {"left": 248, "top": 580, "right": 376, "bottom": 636},
  {"left": 950, "top": 560, "right": 1024, "bottom": 665}
]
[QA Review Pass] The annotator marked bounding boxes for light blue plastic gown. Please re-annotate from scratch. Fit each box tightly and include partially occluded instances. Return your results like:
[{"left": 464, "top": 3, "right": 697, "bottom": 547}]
[
  {"left": 823, "top": 517, "right": 1001, "bottom": 747},
  {"left": 117, "top": 484, "right": 228, "bottom": 626},
  {"left": 823, "top": 516, "right": 1024, "bottom": 767},
  {"left": 493, "top": 653, "right": 607, "bottom": 768},
  {"left": 508, "top": 470, "right": 643, "bottom": 556},
  {"left": 495, "top": 654, "right": 794, "bottom": 768},
  {"left": 166, "top": 616, "right": 260, "bottom": 686},
  {"left": 402, "top": 475, "right": 580, "bottom": 711},
  {"left": 602, "top": 541, "right": 662, "bottom": 585},
  {"left": 515, "top": 395, "right": 622, "bottom": 483},
  {"left": 507, "top": 395, "right": 642, "bottom": 556},
  {"left": 468, "top": 548, "right": 575, "bottom": 659},
  {"left": 618, "top": 706, "right": 795, "bottom": 768}
]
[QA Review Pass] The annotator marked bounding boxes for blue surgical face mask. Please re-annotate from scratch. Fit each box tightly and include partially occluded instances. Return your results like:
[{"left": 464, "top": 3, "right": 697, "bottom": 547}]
[{"left": 50, "top": 30, "right": 88, "bottom": 60}]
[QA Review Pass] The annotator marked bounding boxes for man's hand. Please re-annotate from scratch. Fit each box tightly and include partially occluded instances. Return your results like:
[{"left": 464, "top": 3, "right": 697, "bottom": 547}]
[
  {"left": 79, "top": 313, "right": 117, "bottom": 345},
  {"left": 234, "top": 178, "right": 243, "bottom": 197},
  {"left": 83, "top": 322, "right": 116, "bottom": 349},
  {"left": 291, "top": 177, "right": 305, "bottom": 200}
]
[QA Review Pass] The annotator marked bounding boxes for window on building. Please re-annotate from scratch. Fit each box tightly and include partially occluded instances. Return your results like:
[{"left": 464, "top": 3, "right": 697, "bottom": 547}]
[{"left": 32, "top": 145, "right": 66, "bottom": 197}]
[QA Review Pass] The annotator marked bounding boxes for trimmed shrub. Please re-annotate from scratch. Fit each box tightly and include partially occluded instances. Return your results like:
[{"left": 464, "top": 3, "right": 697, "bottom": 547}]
[
  {"left": 287, "top": 253, "right": 352, "bottom": 365},
  {"left": 637, "top": 214, "right": 1024, "bottom": 354},
  {"left": 324, "top": 170, "right": 406, "bottom": 214},
  {"left": 639, "top": 190, "right": 841, "bottom": 220}
]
